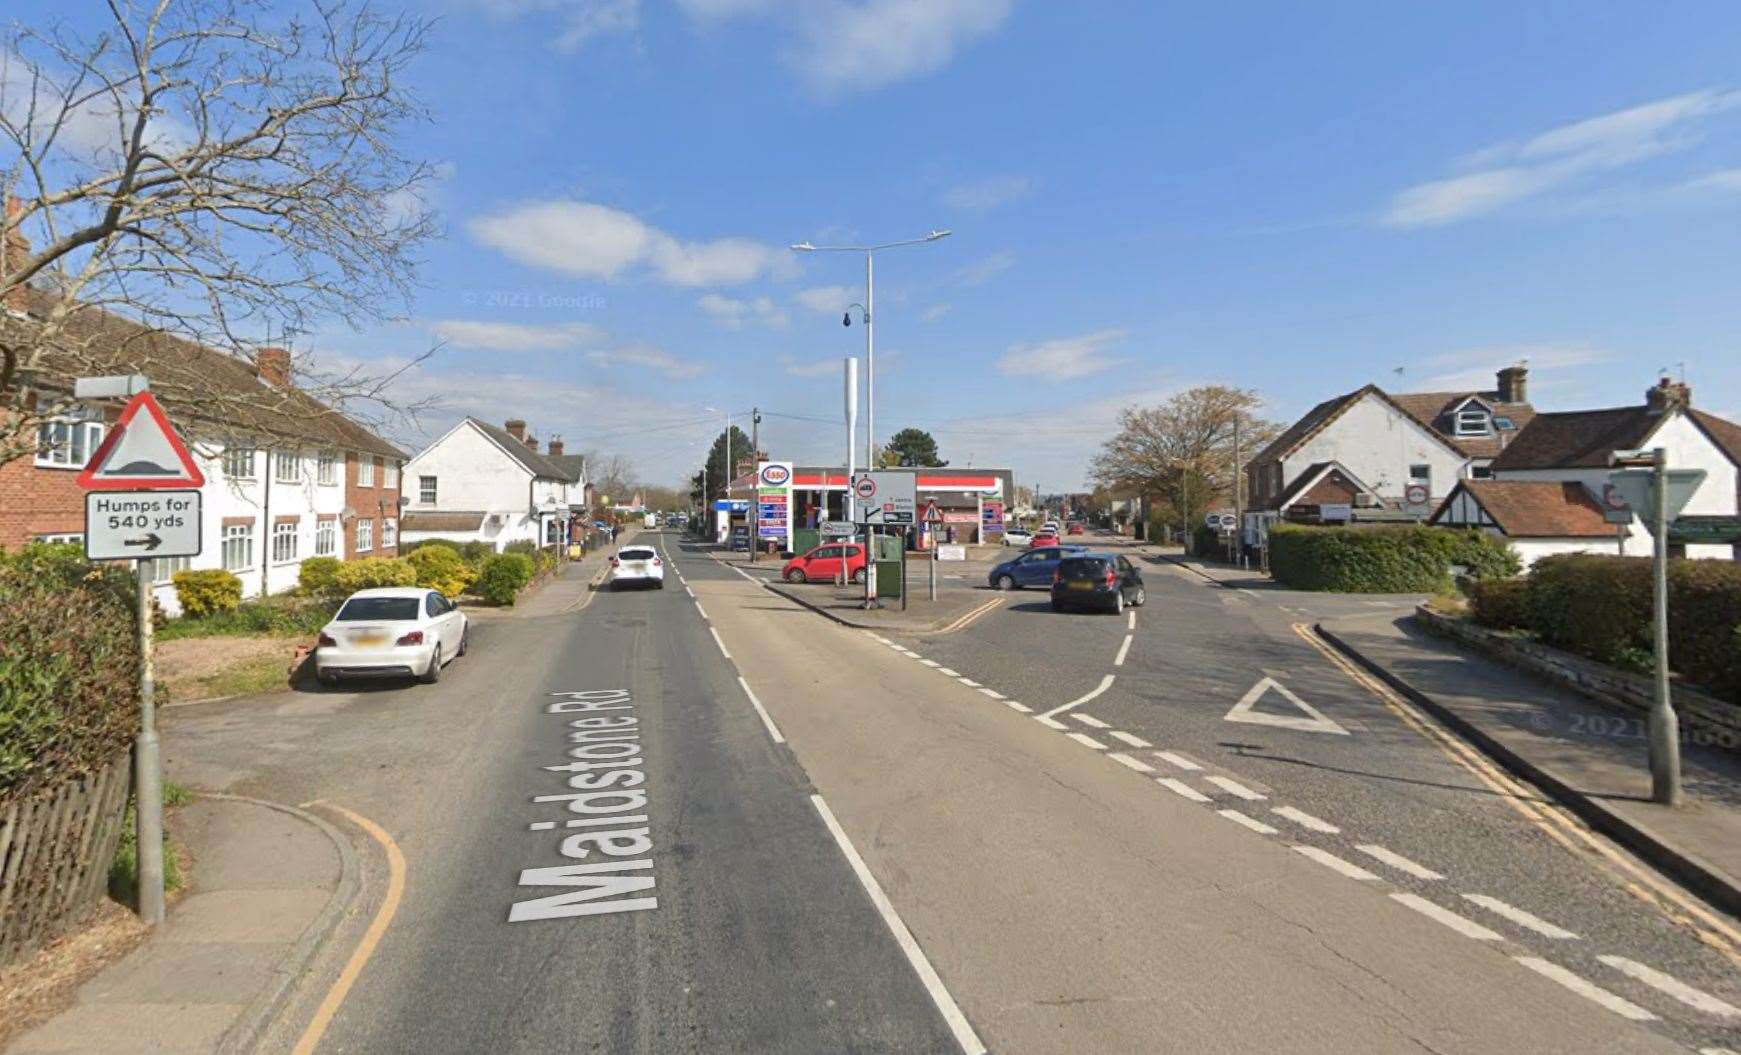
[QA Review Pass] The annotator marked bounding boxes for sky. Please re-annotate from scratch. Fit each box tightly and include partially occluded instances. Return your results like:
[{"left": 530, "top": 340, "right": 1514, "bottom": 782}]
[{"left": 15, "top": 1, "right": 1741, "bottom": 490}]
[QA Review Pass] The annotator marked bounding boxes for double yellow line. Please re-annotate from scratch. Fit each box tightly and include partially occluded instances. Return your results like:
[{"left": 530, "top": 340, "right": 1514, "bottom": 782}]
[{"left": 1293, "top": 622, "right": 1741, "bottom": 967}]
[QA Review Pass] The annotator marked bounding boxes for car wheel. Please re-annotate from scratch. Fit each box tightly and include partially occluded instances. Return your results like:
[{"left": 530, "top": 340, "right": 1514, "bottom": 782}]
[
  {"left": 457, "top": 626, "right": 469, "bottom": 657},
  {"left": 421, "top": 645, "right": 442, "bottom": 684},
  {"left": 656, "top": 579, "right": 665, "bottom": 589},
  {"left": 1113, "top": 590, "right": 1125, "bottom": 615},
  {"left": 1134, "top": 587, "right": 1146, "bottom": 607},
  {"left": 786, "top": 568, "right": 806, "bottom": 584},
  {"left": 319, "top": 671, "right": 340, "bottom": 687},
  {"left": 996, "top": 574, "right": 1016, "bottom": 591},
  {"left": 1050, "top": 599, "right": 1064, "bottom": 612},
  {"left": 851, "top": 567, "right": 867, "bottom": 584}
]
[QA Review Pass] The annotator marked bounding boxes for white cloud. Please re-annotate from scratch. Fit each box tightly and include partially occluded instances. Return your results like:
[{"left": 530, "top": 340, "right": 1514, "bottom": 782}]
[
  {"left": 1416, "top": 341, "right": 1616, "bottom": 391},
  {"left": 940, "top": 174, "right": 1035, "bottom": 211},
  {"left": 794, "top": 285, "right": 856, "bottom": 313},
  {"left": 432, "top": 319, "right": 609, "bottom": 350},
  {"left": 467, "top": 199, "right": 794, "bottom": 286},
  {"left": 998, "top": 328, "right": 1128, "bottom": 380},
  {"left": 1686, "top": 168, "right": 1741, "bottom": 191},
  {"left": 920, "top": 303, "right": 951, "bottom": 323},
  {"left": 585, "top": 342, "right": 709, "bottom": 379},
  {"left": 458, "top": 0, "right": 641, "bottom": 53},
  {"left": 778, "top": 354, "right": 840, "bottom": 378},
  {"left": 697, "top": 293, "right": 788, "bottom": 329},
  {"left": 1, "top": 49, "right": 192, "bottom": 159},
  {"left": 786, "top": 0, "right": 1014, "bottom": 95},
  {"left": 1383, "top": 88, "right": 1741, "bottom": 227},
  {"left": 952, "top": 250, "right": 1015, "bottom": 287}
]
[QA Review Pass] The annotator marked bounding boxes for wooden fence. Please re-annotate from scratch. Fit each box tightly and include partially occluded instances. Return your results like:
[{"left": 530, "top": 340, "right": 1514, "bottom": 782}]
[{"left": 0, "top": 750, "right": 133, "bottom": 968}]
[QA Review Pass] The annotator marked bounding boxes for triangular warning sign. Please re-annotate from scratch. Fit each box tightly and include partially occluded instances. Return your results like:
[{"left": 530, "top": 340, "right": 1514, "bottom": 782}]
[
  {"left": 76, "top": 390, "right": 206, "bottom": 490},
  {"left": 1224, "top": 676, "right": 1349, "bottom": 735}
]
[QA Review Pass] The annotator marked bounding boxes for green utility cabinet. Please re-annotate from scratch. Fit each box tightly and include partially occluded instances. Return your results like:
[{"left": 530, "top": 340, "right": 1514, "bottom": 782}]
[{"left": 873, "top": 532, "right": 905, "bottom": 599}]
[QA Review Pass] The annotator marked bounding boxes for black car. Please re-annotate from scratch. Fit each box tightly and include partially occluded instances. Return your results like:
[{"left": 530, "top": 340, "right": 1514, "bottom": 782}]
[{"left": 1050, "top": 553, "right": 1145, "bottom": 614}]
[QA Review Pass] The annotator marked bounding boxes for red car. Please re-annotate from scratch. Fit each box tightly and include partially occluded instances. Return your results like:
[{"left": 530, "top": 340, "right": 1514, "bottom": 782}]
[
  {"left": 1066, "top": 522, "right": 1086, "bottom": 535},
  {"left": 782, "top": 542, "right": 868, "bottom": 584},
  {"left": 1030, "top": 532, "right": 1061, "bottom": 548}
]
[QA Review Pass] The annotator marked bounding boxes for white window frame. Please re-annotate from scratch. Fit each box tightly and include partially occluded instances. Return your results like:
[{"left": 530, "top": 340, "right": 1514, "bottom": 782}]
[
  {"left": 152, "top": 555, "right": 192, "bottom": 583},
  {"left": 419, "top": 475, "right": 438, "bottom": 504},
  {"left": 34, "top": 412, "right": 104, "bottom": 469},
  {"left": 355, "top": 517, "right": 374, "bottom": 552},
  {"left": 36, "top": 531, "right": 84, "bottom": 544},
  {"left": 1454, "top": 408, "right": 1491, "bottom": 436},
  {"left": 381, "top": 518, "right": 398, "bottom": 549},
  {"left": 315, "top": 518, "right": 337, "bottom": 556},
  {"left": 271, "top": 520, "right": 299, "bottom": 564},
  {"left": 273, "top": 449, "right": 301, "bottom": 484},
  {"left": 384, "top": 461, "right": 399, "bottom": 489},
  {"left": 223, "top": 447, "right": 257, "bottom": 479},
  {"left": 222, "top": 522, "right": 254, "bottom": 571},
  {"left": 317, "top": 451, "right": 338, "bottom": 486},
  {"left": 357, "top": 456, "right": 375, "bottom": 487}
]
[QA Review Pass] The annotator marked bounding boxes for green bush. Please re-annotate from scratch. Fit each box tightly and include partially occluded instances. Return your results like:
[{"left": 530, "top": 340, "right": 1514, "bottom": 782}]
[
  {"left": 1269, "top": 524, "right": 1516, "bottom": 593},
  {"left": 172, "top": 568, "right": 243, "bottom": 617},
  {"left": 1468, "top": 577, "right": 1530, "bottom": 630},
  {"left": 158, "top": 596, "right": 335, "bottom": 641},
  {"left": 298, "top": 556, "right": 343, "bottom": 597},
  {"left": 406, "top": 545, "right": 475, "bottom": 598},
  {"left": 0, "top": 551, "right": 140, "bottom": 802},
  {"left": 333, "top": 557, "right": 417, "bottom": 594},
  {"left": 476, "top": 553, "right": 535, "bottom": 606}
]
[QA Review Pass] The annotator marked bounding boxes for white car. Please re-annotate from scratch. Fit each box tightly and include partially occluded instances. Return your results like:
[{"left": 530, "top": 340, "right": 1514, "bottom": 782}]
[
  {"left": 315, "top": 587, "right": 468, "bottom": 685},
  {"left": 610, "top": 545, "right": 666, "bottom": 589},
  {"left": 1003, "top": 528, "right": 1033, "bottom": 546}
]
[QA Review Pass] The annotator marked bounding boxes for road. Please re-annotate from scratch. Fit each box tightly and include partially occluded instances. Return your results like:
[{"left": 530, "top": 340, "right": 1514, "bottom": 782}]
[{"left": 158, "top": 529, "right": 1738, "bottom": 1054}]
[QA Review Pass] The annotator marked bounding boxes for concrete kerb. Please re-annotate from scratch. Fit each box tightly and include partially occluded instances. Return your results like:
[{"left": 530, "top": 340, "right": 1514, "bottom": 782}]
[
  {"left": 760, "top": 579, "right": 1005, "bottom": 635},
  {"left": 1314, "top": 622, "right": 1741, "bottom": 921},
  {"left": 203, "top": 792, "right": 363, "bottom": 1055}
]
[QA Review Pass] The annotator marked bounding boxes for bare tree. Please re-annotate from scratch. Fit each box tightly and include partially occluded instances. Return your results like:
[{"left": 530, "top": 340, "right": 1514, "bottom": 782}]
[
  {"left": 1090, "top": 385, "right": 1280, "bottom": 532},
  {"left": 0, "top": 0, "right": 437, "bottom": 463},
  {"left": 582, "top": 450, "right": 635, "bottom": 504}
]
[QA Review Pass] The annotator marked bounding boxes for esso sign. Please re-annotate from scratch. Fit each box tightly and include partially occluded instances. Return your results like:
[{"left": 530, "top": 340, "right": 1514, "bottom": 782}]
[{"left": 759, "top": 463, "right": 791, "bottom": 487}]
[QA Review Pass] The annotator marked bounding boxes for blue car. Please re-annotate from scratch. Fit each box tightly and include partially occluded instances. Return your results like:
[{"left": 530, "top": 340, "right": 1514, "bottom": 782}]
[{"left": 987, "top": 545, "right": 1089, "bottom": 590}]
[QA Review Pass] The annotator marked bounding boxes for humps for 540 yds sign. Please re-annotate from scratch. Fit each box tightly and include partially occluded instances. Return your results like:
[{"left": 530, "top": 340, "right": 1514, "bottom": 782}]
[{"left": 78, "top": 390, "right": 206, "bottom": 561}]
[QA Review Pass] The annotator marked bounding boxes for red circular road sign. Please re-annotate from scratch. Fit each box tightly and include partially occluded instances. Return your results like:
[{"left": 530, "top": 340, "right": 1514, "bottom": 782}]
[
  {"left": 1601, "top": 483, "right": 1629, "bottom": 510},
  {"left": 1405, "top": 483, "right": 1430, "bottom": 506},
  {"left": 853, "top": 476, "right": 877, "bottom": 500}
]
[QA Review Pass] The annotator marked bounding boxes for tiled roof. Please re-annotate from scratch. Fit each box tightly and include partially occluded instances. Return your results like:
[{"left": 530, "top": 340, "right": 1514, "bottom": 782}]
[
  {"left": 401, "top": 511, "right": 488, "bottom": 532},
  {"left": 547, "top": 453, "right": 586, "bottom": 483},
  {"left": 466, "top": 418, "right": 573, "bottom": 480},
  {"left": 1689, "top": 409, "right": 1741, "bottom": 467},
  {"left": 1451, "top": 480, "right": 1613, "bottom": 538},
  {"left": 1388, "top": 390, "right": 1536, "bottom": 458},
  {"left": 1249, "top": 389, "right": 1365, "bottom": 466},
  {"left": 7, "top": 287, "right": 406, "bottom": 459},
  {"left": 1490, "top": 406, "right": 1663, "bottom": 470}
]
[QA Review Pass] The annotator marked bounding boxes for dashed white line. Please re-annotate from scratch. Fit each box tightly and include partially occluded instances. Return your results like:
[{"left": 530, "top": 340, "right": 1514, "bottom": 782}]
[
  {"left": 1127, "top": 610, "right": 1136, "bottom": 631},
  {"left": 1066, "top": 732, "right": 1108, "bottom": 750},
  {"left": 868, "top": 634, "right": 891, "bottom": 644},
  {"left": 1156, "top": 778, "right": 1211, "bottom": 803},
  {"left": 1108, "top": 730, "right": 1151, "bottom": 749},
  {"left": 1293, "top": 845, "right": 1380, "bottom": 881},
  {"left": 1217, "top": 809, "right": 1278, "bottom": 835},
  {"left": 1153, "top": 751, "right": 1203, "bottom": 772},
  {"left": 709, "top": 626, "right": 731, "bottom": 659},
  {"left": 1271, "top": 806, "right": 1338, "bottom": 834},
  {"left": 1072, "top": 714, "right": 1110, "bottom": 729},
  {"left": 1597, "top": 956, "right": 1739, "bottom": 1017},
  {"left": 1514, "top": 957, "right": 1655, "bottom": 1021},
  {"left": 693, "top": 602, "right": 709, "bottom": 620},
  {"left": 977, "top": 687, "right": 1005, "bottom": 700},
  {"left": 1113, "top": 634, "right": 1133, "bottom": 667},
  {"left": 809, "top": 796, "right": 989, "bottom": 1055},
  {"left": 921, "top": 659, "right": 941, "bottom": 668},
  {"left": 1004, "top": 700, "right": 1033, "bottom": 713},
  {"left": 938, "top": 667, "right": 961, "bottom": 677},
  {"left": 1354, "top": 845, "right": 1443, "bottom": 881},
  {"left": 1462, "top": 894, "right": 1577, "bottom": 939},
  {"left": 736, "top": 677, "right": 785, "bottom": 745},
  {"left": 958, "top": 678, "right": 982, "bottom": 688},
  {"left": 1107, "top": 752, "right": 1155, "bottom": 773},
  {"left": 1390, "top": 893, "right": 1504, "bottom": 942},
  {"left": 1036, "top": 673, "right": 1116, "bottom": 723},
  {"left": 1205, "top": 776, "right": 1266, "bottom": 801}
]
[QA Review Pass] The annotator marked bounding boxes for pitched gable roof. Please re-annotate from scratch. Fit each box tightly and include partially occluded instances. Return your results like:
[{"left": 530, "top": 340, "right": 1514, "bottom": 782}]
[
  {"left": 1273, "top": 460, "right": 1380, "bottom": 509},
  {"left": 466, "top": 417, "right": 573, "bottom": 480},
  {"left": 1490, "top": 406, "right": 1664, "bottom": 470},
  {"left": 1689, "top": 409, "right": 1741, "bottom": 467},
  {"left": 547, "top": 453, "right": 586, "bottom": 484},
  {"left": 1389, "top": 390, "right": 1536, "bottom": 458},
  {"left": 1438, "top": 479, "right": 1613, "bottom": 538},
  {"left": 1249, "top": 388, "right": 1367, "bottom": 466}
]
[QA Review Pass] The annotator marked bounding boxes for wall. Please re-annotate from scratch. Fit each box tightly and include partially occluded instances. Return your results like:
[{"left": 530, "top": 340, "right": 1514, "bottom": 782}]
[
  {"left": 0, "top": 454, "right": 86, "bottom": 546},
  {"left": 1286, "top": 393, "right": 1468, "bottom": 502},
  {"left": 404, "top": 423, "right": 543, "bottom": 551},
  {"left": 344, "top": 451, "right": 401, "bottom": 561}
]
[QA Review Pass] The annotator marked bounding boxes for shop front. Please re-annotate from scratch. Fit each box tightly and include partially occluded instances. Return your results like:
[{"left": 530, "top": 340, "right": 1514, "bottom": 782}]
[{"left": 760, "top": 465, "right": 1013, "bottom": 551}]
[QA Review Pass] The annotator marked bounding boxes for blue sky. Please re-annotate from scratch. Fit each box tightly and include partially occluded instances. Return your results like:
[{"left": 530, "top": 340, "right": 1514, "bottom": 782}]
[{"left": 19, "top": 1, "right": 1741, "bottom": 488}]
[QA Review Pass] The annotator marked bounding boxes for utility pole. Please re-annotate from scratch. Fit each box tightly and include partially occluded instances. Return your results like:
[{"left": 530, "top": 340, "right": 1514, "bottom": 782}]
[
  {"left": 749, "top": 407, "right": 760, "bottom": 563},
  {"left": 1648, "top": 447, "right": 1681, "bottom": 805},
  {"left": 134, "top": 553, "right": 164, "bottom": 924},
  {"left": 1232, "top": 416, "right": 1243, "bottom": 567}
]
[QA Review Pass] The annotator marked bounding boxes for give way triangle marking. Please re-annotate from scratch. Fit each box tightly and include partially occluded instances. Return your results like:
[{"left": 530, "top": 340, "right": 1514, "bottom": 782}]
[{"left": 1224, "top": 674, "right": 1349, "bottom": 735}]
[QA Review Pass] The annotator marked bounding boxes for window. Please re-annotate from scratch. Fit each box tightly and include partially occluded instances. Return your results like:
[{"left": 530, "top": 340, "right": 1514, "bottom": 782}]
[
  {"left": 274, "top": 450, "right": 300, "bottom": 484},
  {"left": 384, "top": 461, "right": 400, "bottom": 489},
  {"left": 36, "top": 531, "right": 83, "bottom": 544},
  {"left": 35, "top": 414, "right": 104, "bottom": 469},
  {"left": 355, "top": 518, "right": 374, "bottom": 552},
  {"left": 419, "top": 475, "right": 438, "bottom": 504},
  {"left": 357, "top": 456, "right": 375, "bottom": 487},
  {"left": 316, "top": 518, "right": 337, "bottom": 556},
  {"left": 153, "top": 555, "right": 192, "bottom": 583},
  {"left": 425, "top": 592, "right": 446, "bottom": 617},
  {"left": 272, "top": 520, "right": 299, "bottom": 563},
  {"left": 382, "top": 518, "right": 398, "bottom": 549},
  {"left": 222, "top": 522, "right": 254, "bottom": 571},
  {"left": 223, "top": 447, "right": 257, "bottom": 479},
  {"left": 1454, "top": 409, "right": 1491, "bottom": 436},
  {"left": 317, "top": 451, "right": 338, "bottom": 486},
  {"left": 336, "top": 596, "right": 419, "bottom": 621},
  {"left": 1471, "top": 464, "right": 1494, "bottom": 480}
]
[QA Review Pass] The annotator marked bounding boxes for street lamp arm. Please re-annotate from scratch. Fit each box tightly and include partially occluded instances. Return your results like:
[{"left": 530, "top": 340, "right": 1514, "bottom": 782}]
[{"left": 787, "top": 230, "right": 952, "bottom": 254}]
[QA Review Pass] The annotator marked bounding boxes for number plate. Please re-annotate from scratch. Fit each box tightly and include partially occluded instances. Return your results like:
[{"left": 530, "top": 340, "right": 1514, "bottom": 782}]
[
  {"left": 352, "top": 633, "right": 388, "bottom": 647},
  {"left": 1067, "top": 581, "right": 1094, "bottom": 591}
]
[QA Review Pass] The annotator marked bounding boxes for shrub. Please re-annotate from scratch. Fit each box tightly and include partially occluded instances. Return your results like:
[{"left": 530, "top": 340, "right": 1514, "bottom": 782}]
[
  {"left": 476, "top": 553, "right": 534, "bottom": 606},
  {"left": 172, "top": 569, "right": 243, "bottom": 617},
  {"left": 298, "top": 556, "right": 343, "bottom": 597},
  {"left": 157, "top": 596, "right": 336, "bottom": 641},
  {"left": 333, "top": 557, "right": 417, "bottom": 594},
  {"left": 1468, "top": 577, "right": 1530, "bottom": 630},
  {"left": 1269, "top": 524, "right": 1515, "bottom": 593},
  {"left": 407, "top": 545, "right": 475, "bottom": 598}
]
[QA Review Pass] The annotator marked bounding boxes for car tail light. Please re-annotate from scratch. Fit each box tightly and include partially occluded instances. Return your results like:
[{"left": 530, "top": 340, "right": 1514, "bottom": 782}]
[
  {"left": 610, "top": 557, "right": 619, "bottom": 566},
  {"left": 1053, "top": 569, "right": 1063, "bottom": 584},
  {"left": 1104, "top": 568, "right": 1118, "bottom": 587},
  {"left": 396, "top": 630, "right": 425, "bottom": 646},
  {"left": 318, "top": 632, "right": 336, "bottom": 647},
  {"left": 652, "top": 558, "right": 662, "bottom": 566}
]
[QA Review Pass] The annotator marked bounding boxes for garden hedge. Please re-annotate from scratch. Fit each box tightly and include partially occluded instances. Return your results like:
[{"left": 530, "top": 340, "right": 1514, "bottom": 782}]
[
  {"left": 171, "top": 568, "right": 243, "bottom": 617},
  {"left": 333, "top": 557, "right": 417, "bottom": 594},
  {"left": 476, "top": 553, "right": 535, "bottom": 606},
  {"left": 407, "top": 545, "right": 475, "bottom": 599},
  {"left": 1269, "top": 523, "right": 1518, "bottom": 593},
  {"left": 298, "top": 556, "right": 342, "bottom": 597}
]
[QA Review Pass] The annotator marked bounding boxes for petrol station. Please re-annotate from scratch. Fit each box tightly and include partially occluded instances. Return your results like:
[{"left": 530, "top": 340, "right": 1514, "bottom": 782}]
[{"left": 724, "top": 463, "right": 1015, "bottom": 555}]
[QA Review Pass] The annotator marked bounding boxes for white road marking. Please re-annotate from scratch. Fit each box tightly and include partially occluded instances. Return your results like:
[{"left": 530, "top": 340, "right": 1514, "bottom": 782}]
[
  {"left": 1597, "top": 956, "right": 1739, "bottom": 1017},
  {"left": 1004, "top": 700, "right": 1033, "bottom": 713},
  {"left": 1036, "top": 673, "right": 1116, "bottom": 722},
  {"left": 958, "top": 678, "right": 982, "bottom": 688},
  {"left": 1108, "top": 730, "right": 1151, "bottom": 749},
  {"left": 1153, "top": 751, "right": 1203, "bottom": 772},
  {"left": 1271, "top": 806, "right": 1338, "bottom": 833},
  {"left": 921, "top": 659, "right": 941, "bottom": 668},
  {"left": 1113, "top": 634, "right": 1133, "bottom": 667},
  {"left": 1514, "top": 957, "right": 1655, "bottom": 1021},
  {"left": 709, "top": 626, "right": 731, "bottom": 659},
  {"left": 683, "top": 585, "right": 694, "bottom": 597},
  {"left": 736, "top": 677, "right": 785, "bottom": 745},
  {"left": 1355, "top": 845, "right": 1443, "bottom": 881},
  {"left": 693, "top": 602, "right": 709, "bottom": 620},
  {"left": 1462, "top": 895, "right": 1577, "bottom": 939},
  {"left": 1072, "top": 714, "right": 1110, "bottom": 729},
  {"left": 809, "top": 796, "right": 989, "bottom": 1055},
  {"left": 1155, "top": 778, "right": 1212, "bottom": 803},
  {"left": 1293, "top": 846, "right": 1379, "bottom": 881},
  {"left": 1108, "top": 752, "right": 1155, "bottom": 773},
  {"left": 1223, "top": 676, "right": 1349, "bottom": 735},
  {"left": 1035, "top": 716, "right": 1069, "bottom": 729},
  {"left": 938, "top": 667, "right": 961, "bottom": 677},
  {"left": 868, "top": 634, "right": 890, "bottom": 644},
  {"left": 1217, "top": 809, "right": 1278, "bottom": 835},
  {"left": 1390, "top": 893, "right": 1504, "bottom": 942},
  {"left": 1067, "top": 732, "right": 1108, "bottom": 750},
  {"left": 978, "top": 687, "right": 1005, "bottom": 700},
  {"left": 1127, "top": 610, "right": 1136, "bottom": 630},
  {"left": 1205, "top": 776, "right": 1266, "bottom": 801},
  {"left": 1700, "top": 1048, "right": 1740, "bottom": 1055}
]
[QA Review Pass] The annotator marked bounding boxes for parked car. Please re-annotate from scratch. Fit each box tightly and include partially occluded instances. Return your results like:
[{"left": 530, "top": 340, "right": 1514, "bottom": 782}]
[
  {"left": 1042, "top": 520, "right": 1060, "bottom": 534},
  {"left": 1050, "top": 553, "right": 1145, "bottom": 614},
  {"left": 1003, "top": 528, "right": 1033, "bottom": 546},
  {"left": 610, "top": 545, "right": 665, "bottom": 589},
  {"left": 988, "top": 544, "right": 1088, "bottom": 590},
  {"left": 1066, "top": 521, "right": 1085, "bottom": 535},
  {"left": 315, "top": 587, "right": 469, "bottom": 685},
  {"left": 1030, "top": 531, "right": 1061, "bottom": 548},
  {"left": 782, "top": 542, "right": 868, "bottom": 584}
]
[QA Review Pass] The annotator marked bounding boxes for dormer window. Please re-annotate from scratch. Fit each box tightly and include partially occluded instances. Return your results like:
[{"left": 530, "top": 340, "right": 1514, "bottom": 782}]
[{"left": 1454, "top": 407, "right": 1492, "bottom": 436}]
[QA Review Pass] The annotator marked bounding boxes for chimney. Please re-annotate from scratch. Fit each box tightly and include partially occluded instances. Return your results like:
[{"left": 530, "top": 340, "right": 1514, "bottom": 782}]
[
  {"left": 504, "top": 419, "right": 527, "bottom": 442},
  {"left": 1496, "top": 365, "right": 1528, "bottom": 405},
  {"left": 256, "top": 346, "right": 291, "bottom": 388},
  {"left": 2, "top": 195, "right": 29, "bottom": 312},
  {"left": 1646, "top": 377, "right": 1691, "bottom": 414},
  {"left": 525, "top": 433, "right": 539, "bottom": 452},
  {"left": 548, "top": 436, "right": 564, "bottom": 458}
]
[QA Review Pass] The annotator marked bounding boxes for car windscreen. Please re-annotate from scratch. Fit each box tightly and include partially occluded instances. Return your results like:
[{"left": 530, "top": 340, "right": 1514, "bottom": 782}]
[
  {"left": 335, "top": 597, "right": 421, "bottom": 621},
  {"left": 618, "top": 548, "right": 656, "bottom": 560},
  {"left": 1058, "top": 558, "right": 1110, "bottom": 579}
]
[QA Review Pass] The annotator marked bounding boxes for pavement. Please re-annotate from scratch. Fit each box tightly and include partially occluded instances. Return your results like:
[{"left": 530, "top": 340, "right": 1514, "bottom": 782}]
[{"left": 1321, "top": 612, "right": 1741, "bottom": 918}]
